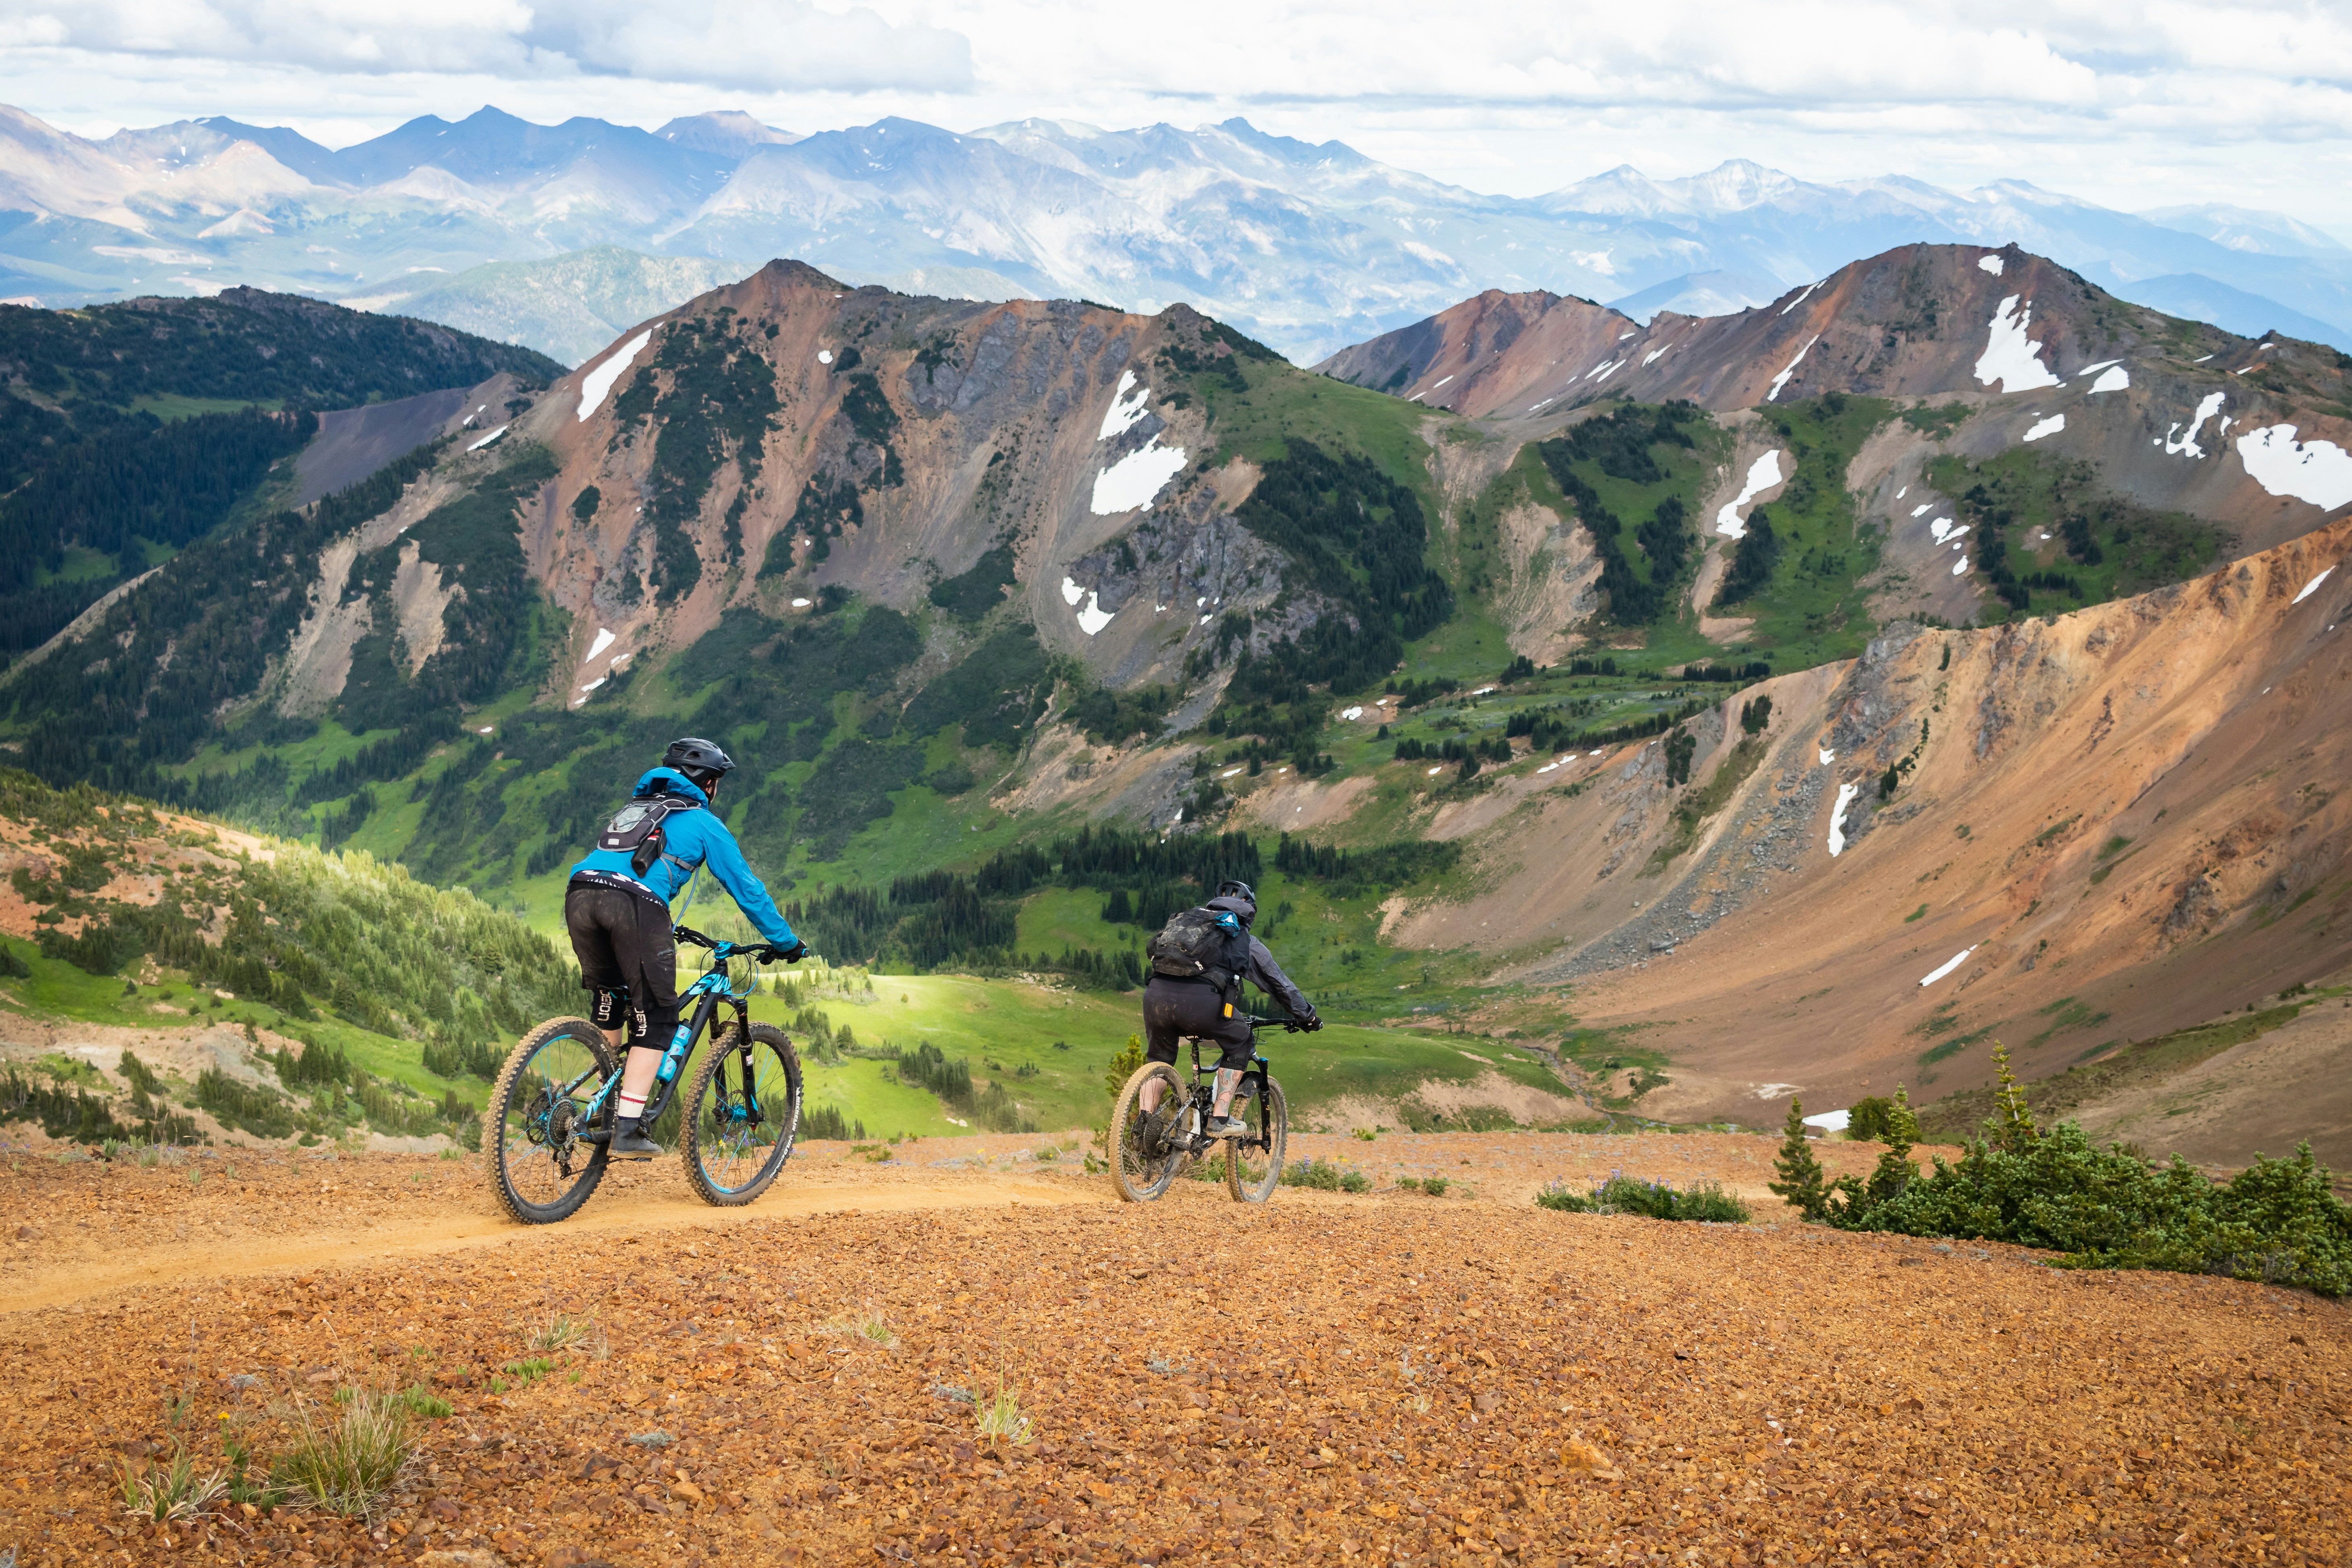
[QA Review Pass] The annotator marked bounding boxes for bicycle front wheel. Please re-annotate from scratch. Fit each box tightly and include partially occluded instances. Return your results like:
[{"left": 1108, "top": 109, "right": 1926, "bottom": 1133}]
[
  {"left": 485, "top": 1018, "right": 614, "bottom": 1226},
  {"left": 1110, "top": 1061, "right": 1187, "bottom": 1203},
  {"left": 682, "top": 1022, "right": 803, "bottom": 1207},
  {"left": 1226, "top": 1074, "right": 1287, "bottom": 1204}
]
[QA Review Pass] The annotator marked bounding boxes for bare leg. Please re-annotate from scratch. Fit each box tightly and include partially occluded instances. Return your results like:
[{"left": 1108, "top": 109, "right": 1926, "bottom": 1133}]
[
  {"left": 619, "top": 1045, "right": 663, "bottom": 1103},
  {"left": 601, "top": 1028, "right": 663, "bottom": 1103},
  {"left": 1211, "top": 1067, "right": 1241, "bottom": 1120},
  {"left": 1140, "top": 1076, "right": 1165, "bottom": 1114}
]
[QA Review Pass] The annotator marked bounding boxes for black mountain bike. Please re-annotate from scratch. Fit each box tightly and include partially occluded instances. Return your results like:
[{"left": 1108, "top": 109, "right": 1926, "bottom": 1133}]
[
  {"left": 1110, "top": 1016, "right": 1294, "bottom": 1204},
  {"left": 484, "top": 926, "right": 804, "bottom": 1225}
]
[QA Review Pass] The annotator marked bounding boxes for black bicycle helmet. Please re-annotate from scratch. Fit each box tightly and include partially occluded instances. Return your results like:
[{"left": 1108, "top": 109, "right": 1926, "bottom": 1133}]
[
  {"left": 1214, "top": 879, "right": 1257, "bottom": 909},
  {"left": 662, "top": 737, "right": 736, "bottom": 788}
]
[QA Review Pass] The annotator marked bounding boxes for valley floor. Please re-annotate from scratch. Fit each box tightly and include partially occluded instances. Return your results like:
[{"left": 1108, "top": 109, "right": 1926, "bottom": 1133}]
[{"left": 3, "top": 1134, "right": 2342, "bottom": 1568}]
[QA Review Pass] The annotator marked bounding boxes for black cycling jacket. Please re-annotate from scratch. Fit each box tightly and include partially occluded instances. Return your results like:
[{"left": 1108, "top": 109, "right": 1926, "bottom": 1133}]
[{"left": 1202, "top": 895, "right": 1314, "bottom": 1020}]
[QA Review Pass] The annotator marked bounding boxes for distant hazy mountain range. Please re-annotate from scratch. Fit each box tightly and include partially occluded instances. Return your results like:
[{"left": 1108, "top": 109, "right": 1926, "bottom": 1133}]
[{"left": 4, "top": 102, "right": 2348, "bottom": 365}]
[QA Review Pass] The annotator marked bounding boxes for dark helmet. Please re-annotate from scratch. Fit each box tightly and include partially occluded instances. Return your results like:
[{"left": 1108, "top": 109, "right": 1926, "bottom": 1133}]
[
  {"left": 663, "top": 737, "right": 736, "bottom": 786},
  {"left": 1214, "top": 879, "right": 1257, "bottom": 913}
]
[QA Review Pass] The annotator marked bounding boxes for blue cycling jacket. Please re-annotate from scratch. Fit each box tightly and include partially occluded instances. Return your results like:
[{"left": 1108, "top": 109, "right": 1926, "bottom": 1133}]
[{"left": 569, "top": 767, "right": 799, "bottom": 948}]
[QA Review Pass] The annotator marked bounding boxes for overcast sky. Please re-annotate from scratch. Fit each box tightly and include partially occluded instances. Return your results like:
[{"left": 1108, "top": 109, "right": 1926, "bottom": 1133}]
[{"left": 4, "top": 0, "right": 2350, "bottom": 228}]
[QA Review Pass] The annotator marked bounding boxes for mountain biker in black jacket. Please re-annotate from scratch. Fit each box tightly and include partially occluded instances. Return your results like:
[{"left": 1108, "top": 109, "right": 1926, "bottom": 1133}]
[{"left": 1139, "top": 881, "right": 1319, "bottom": 1136}]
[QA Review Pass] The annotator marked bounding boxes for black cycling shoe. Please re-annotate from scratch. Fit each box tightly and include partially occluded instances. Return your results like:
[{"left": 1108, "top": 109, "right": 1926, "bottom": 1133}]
[{"left": 608, "top": 1121, "right": 664, "bottom": 1160}]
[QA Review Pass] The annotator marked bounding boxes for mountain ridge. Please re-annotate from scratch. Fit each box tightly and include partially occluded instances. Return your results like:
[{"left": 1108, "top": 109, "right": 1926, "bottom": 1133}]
[
  {"left": 2, "top": 247, "right": 2346, "bottom": 1166},
  {"left": 6, "top": 101, "right": 2352, "bottom": 365}
]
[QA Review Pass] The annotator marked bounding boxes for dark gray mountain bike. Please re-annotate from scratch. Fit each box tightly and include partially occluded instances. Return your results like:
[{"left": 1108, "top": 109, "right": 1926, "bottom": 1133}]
[{"left": 1110, "top": 1016, "right": 1294, "bottom": 1205}]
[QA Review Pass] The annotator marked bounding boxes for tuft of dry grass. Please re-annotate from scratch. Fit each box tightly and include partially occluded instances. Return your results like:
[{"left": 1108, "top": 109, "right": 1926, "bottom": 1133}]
[
  {"left": 277, "top": 1389, "right": 415, "bottom": 1519},
  {"left": 119, "top": 1443, "right": 226, "bottom": 1522},
  {"left": 976, "top": 1374, "right": 1034, "bottom": 1447},
  {"left": 525, "top": 1312, "right": 595, "bottom": 1354}
]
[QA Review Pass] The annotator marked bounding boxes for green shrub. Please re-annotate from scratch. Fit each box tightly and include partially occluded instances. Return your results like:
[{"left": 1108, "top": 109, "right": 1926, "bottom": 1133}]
[
  {"left": 1845, "top": 1096, "right": 1897, "bottom": 1143},
  {"left": 1535, "top": 1171, "right": 1751, "bottom": 1223},
  {"left": 1824, "top": 1047, "right": 2352, "bottom": 1294},
  {"left": 1282, "top": 1158, "right": 1369, "bottom": 1194},
  {"left": 1535, "top": 1178, "right": 1585, "bottom": 1211}
]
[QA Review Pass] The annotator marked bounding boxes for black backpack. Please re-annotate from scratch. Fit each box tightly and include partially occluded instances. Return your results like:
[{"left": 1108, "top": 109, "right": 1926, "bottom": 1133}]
[
  {"left": 596, "top": 795, "right": 700, "bottom": 878},
  {"left": 1148, "top": 905, "right": 1251, "bottom": 992}
]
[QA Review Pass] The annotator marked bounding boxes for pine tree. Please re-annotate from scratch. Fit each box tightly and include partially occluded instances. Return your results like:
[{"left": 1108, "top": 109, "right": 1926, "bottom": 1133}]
[
  {"left": 1863, "top": 1085, "right": 1921, "bottom": 1207},
  {"left": 1768, "top": 1099, "right": 1829, "bottom": 1220},
  {"left": 1104, "top": 1032, "right": 1145, "bottom": 1100},
  {"left": 1989, "top": 1039, "right": 2037, "bottom": 1152}
]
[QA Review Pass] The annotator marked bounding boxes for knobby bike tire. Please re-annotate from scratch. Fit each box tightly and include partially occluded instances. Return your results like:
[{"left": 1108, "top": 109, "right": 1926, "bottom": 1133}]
[
  {"left": 1226, "top": 1076, "right": 1287, "bottom": 1204},
  {"left": 682, "top": 1022, "right": 804, "bottom": 1207},
  {"left": 1110, "top": 1061, "right": 1187, "bottom": 1204},
  {"left": 485, "top": 1017, "right": 615, "bottom": 1226}
]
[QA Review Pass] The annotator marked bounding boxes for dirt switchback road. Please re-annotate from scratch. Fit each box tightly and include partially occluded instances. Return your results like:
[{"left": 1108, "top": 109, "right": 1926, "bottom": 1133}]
[{"left": 4, "top": 1136, "right": 2346, "bottom": 1568}]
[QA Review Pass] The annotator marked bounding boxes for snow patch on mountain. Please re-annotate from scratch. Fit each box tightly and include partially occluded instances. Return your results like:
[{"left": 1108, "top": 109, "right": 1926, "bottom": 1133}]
[
  {"left": 1766, "top": 337, "right": 1817, "bottom": 402},
  {"left": 1978, "top": 253, "right": 2005, "bottom": 275},
  {"left": 2237, "top": 425, "right": 2352, "bottom": 509},
  {"left": 1974, "top": 295, "right": 2061, "bottom": 393},
  {"left": 578, "top": 328, "right": 654, "bottom": 422},
  {"left": 1920, "top": 948, "right": 1976, "bottom": 986},
  {"left": 1827, "top": 782, "right": 1860, "bottom": 856},
  {"left": 2090, "top": 365, "right": 2130, "bottom": 394},
  {"left": 2163, "top": 392, "right": 2229, "bottom": 458},
  {"left": 1716, "top": 450, "right": 1786, "bottom": 538},
  {"left": 1099, "top": 369, "right": 1148, "bottom": 440},
  {"left": 1091, "top": 437, "right": 1186, "bottom": 514},
  {"left": 2024, "top": 413, "right": 2066, "bottom": 442}
]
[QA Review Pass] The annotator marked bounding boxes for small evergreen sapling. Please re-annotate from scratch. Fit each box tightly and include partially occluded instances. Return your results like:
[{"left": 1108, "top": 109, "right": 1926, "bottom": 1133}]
[
  {"left": 1864, "top": 1086, "right": 1922, "bottom": 1207},
  {"left": 1104, "top": 1033, "right": 1144, "bottom": 1100},
  {"left": 1988, "top": 1040, "right": 2037, "bottom": 1151},
  {"left": 1768, "top": 1099, "right": 1829, "bottom": 1220}
]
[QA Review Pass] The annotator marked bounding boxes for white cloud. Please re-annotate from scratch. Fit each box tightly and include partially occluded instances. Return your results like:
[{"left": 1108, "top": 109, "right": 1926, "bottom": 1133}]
[{"left": 0, "top": 0, "right": 971, "bottom": 89}]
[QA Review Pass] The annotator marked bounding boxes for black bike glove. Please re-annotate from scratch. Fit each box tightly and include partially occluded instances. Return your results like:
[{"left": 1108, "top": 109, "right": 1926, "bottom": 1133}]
[
  {"left": 772, "top": 940, "right": 808, "bottom": 964},
  {"left": 1300, "top": 1011, "right": 1324, "bottom": 1032}
]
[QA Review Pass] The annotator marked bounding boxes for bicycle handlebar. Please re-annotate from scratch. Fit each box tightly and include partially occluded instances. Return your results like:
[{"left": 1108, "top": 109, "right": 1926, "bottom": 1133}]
[{"left": 671, "top": 925, "right": 805, "bottom": 964}]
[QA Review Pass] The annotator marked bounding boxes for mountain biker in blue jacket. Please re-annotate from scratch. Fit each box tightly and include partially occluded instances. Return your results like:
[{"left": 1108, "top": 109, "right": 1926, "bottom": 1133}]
[{"left": 566, "top": 738, "right": 803, "bottom": 1159}]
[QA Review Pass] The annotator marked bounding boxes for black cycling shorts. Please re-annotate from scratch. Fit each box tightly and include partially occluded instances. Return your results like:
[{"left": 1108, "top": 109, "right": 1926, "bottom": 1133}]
[
  {"left": 1142, "top": 977, "right": 1255, "bottom": 1071},
  {"left": 564, "top": 878, "right": 678, "bottom": 1047}
]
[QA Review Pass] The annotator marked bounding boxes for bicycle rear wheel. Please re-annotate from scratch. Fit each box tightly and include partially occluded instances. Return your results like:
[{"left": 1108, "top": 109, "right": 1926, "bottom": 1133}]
[
  {"left": 1110, "top": 1062, "right": 1188, "bottom": 1203},
  {"left": 484, "top": 1018, "right": 614, "bottom": 1225},
  {"left": 1226, "top": 1075, "right": 1287, "bottom": 1204},
  {"left": 682, "top": 1022, "right": 803, "bottom": 1207}
]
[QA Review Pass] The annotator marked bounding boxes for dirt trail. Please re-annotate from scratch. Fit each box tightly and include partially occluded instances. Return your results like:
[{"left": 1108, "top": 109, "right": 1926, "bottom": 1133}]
[
  {"left": 10, "top": 1171, "right": 1096, "bottom": 1316},
  {"left": 6, "top": 1134, "right": 2346, "bottom": 1568}
]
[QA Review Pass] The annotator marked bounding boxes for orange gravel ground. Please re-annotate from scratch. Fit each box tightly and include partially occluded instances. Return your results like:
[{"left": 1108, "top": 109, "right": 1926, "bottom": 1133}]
[{"left": 3, "top": 1130, "right": 2346, "bottom": 1568}]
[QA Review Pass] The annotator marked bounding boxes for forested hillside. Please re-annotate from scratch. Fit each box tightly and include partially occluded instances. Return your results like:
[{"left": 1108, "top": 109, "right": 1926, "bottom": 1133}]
[
  {"left": 0, "top": 290, "right": 561, "bottom": 659},
  {"left": 0, "top": 768, "right": 572, "bottom": 1150}
]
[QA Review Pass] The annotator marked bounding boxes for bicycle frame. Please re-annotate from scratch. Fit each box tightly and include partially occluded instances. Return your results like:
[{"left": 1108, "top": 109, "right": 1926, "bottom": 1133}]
[
  {"left": 566, "top": 928, "right": 765, "bottom": 1130},
  {"left": 1160, "top": 1022, "right": 1279, "bottom": 1159}
]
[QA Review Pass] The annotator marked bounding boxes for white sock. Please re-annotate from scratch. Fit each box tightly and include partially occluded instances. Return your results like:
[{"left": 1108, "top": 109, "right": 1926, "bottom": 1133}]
[{"left": 617, "top": 1092, "right": 647, "bottom": 1124}]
